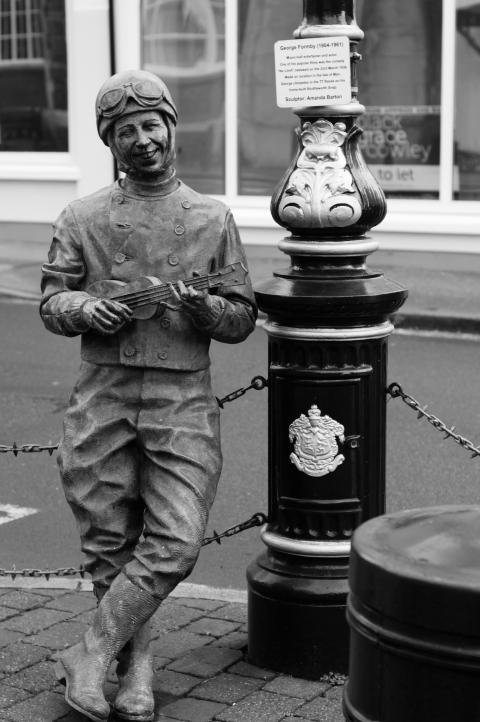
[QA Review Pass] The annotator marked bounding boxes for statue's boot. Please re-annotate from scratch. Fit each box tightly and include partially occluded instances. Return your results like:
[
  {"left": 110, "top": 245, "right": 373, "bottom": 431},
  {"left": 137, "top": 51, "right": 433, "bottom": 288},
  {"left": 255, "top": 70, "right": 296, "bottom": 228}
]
[
  {"left": 55, "top": 573, "right": 158, "bottom": 722},
  {"left": 113, "top": 621, "right": 155, "bottom": 721}
]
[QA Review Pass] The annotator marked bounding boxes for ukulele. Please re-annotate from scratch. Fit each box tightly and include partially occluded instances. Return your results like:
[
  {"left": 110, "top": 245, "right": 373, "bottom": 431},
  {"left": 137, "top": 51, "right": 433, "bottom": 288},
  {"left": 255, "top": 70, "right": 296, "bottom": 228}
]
[{"left": 87, "top": 261, "right": 248, "bottom": 320}]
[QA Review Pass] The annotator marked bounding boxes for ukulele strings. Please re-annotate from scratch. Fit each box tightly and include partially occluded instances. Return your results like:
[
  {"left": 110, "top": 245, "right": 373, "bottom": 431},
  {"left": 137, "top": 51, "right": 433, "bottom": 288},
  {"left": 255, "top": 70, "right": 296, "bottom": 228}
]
[
  {"left": 112, "top": 274, "right": 214, "bottom": 309},
  {"left": 132, "top": 279, "right": 210, "bottom": 309}
]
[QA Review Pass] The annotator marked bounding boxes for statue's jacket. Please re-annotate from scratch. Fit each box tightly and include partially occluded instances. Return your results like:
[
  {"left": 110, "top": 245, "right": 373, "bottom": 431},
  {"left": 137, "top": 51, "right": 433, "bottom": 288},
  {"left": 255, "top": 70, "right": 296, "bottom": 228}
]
[{"left": 40, "top": 178, "right": 257, "bottom": 370}]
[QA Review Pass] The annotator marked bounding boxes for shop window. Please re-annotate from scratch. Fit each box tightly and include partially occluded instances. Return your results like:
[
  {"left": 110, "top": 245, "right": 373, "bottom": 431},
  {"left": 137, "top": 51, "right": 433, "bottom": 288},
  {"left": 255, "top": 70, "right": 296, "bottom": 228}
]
[
  {"left": 238, "top": 0, "right": 442, "bottom": 199},
  {"left": 357, "top": 0, "right": 442, "bottom": 199},
  {"left": 455, "top": 0, "right": 480, "bottom": 200},
  {"left": 238, "top": 0, "right": 298, "bottom": 196},
  {"left": 141, "top": 0, "right": 225, "bottom": 195},
  {"left": 0, "top": 0, "right": 68, "bottom": 151},
  {"left": 140, "top": 1, "right": 480, "bottom": 207}
]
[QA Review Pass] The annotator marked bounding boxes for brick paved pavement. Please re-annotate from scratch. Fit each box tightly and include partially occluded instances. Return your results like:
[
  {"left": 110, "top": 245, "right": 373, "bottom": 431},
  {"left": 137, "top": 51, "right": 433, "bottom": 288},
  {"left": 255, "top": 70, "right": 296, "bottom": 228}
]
[{"left": 0, "top": 587, "right": 346, "bottom": 721}]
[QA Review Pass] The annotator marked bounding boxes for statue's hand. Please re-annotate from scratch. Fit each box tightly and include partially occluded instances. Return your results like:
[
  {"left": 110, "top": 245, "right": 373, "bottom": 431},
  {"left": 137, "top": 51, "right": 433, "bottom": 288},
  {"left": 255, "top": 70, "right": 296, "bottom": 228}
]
[
  {"left": 168, "top": 279, "right": 211, "bottom": 313},
  {"left": 80, "top": 297, "right": 133, "bottom": 334}
]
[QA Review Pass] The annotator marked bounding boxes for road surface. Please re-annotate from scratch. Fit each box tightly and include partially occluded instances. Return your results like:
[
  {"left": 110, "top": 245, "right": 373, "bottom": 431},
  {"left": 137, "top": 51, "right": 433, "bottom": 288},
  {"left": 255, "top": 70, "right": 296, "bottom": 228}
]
[{"left": 0, "top": 299, "right": 478, "bottom": 589}]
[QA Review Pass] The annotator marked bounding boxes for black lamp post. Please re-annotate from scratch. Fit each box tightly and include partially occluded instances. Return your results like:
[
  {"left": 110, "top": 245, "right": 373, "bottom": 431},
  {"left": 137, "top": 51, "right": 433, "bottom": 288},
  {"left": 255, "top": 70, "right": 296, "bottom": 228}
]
[{"left": 247, "top": 0, "right": 408, "bottom": 678}]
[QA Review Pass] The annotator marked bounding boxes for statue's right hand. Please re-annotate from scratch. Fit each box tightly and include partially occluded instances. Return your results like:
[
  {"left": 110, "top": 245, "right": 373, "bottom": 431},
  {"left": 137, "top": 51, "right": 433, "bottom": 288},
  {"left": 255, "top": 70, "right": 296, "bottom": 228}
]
[{"left": 80, "top": 298, "right": 133, "bottom": 335}]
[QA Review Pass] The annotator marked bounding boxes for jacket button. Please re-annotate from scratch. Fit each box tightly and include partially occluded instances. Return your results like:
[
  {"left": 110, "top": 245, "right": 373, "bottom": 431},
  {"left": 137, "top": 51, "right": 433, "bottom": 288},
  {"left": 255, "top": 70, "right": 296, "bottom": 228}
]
[
  {"left": 181, "top": 200, "right": 191, "bottom": 209},
  {"left": 114, "top": 194, "right": 125, "bottom": 204},
  {"left": 160, "top": 318, "right": 171, "bottom": 328},
  {"left": 174, "top": 224, "right": 185, "bottom": 235},
  {"left": 168, "top": 254, "right": 179, "bottom": 266},
  {"left": 123, "top": 345, "right": 136, "bottom": 357},
  {"left": 114, "top": 252, "right": 127, "bottom": 264},
  {"left": 157, "top": 351, "right": 168, "bottom": 360}
]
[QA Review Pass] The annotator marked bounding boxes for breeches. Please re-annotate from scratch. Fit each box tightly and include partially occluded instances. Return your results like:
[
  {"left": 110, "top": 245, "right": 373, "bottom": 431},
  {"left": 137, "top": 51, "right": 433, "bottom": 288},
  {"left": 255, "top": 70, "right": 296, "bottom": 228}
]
[{"left": 59, "top": 361, "right": 222, "bottom": 599}]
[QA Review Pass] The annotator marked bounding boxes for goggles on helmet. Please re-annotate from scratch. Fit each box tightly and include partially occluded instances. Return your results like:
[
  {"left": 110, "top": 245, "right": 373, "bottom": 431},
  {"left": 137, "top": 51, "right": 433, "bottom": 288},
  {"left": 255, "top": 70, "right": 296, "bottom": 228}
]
[{"left": 97, "top": 80, "right": 164, "bottom": 118}]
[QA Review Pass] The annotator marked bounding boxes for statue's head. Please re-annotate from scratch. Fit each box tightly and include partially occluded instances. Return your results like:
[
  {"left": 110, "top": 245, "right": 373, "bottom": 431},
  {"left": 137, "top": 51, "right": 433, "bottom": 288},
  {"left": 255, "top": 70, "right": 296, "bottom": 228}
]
[{"left": 95, "top": 69, "right": 178, "bottom": 178}]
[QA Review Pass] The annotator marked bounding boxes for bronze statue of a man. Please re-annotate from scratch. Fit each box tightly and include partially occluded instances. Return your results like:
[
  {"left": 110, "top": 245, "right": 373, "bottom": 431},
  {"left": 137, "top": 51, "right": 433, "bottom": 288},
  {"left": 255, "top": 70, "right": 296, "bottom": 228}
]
[{"left": 40, "top": 69, "right": 257, "bottom": 722}]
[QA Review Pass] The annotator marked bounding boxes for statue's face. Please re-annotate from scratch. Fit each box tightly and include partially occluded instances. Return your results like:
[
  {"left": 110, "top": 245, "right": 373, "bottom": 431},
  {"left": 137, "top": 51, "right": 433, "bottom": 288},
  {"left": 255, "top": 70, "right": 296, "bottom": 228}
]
[{"left": 110, "top": 109, "right": 170, "bottom": 178}]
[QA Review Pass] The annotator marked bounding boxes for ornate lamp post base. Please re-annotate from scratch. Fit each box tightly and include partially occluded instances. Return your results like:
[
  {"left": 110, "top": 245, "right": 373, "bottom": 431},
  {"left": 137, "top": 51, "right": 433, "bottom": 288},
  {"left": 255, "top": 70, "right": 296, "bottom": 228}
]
[
  {"left": 248, "top": 549, "right": 351, "bottom": 677},
  {"left": 247, "top": 234, "right": 406, "bottom": 677},
  {"left": 247, "top": 0, "right": 408, "bottom": 677}
]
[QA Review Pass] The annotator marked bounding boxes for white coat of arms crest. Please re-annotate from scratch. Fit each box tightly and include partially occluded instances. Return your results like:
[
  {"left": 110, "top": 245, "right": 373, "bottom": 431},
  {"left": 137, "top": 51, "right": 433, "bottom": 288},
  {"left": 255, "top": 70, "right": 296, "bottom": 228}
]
[{"left": 288, "top": 405, "right": 345, "bottom": 478}]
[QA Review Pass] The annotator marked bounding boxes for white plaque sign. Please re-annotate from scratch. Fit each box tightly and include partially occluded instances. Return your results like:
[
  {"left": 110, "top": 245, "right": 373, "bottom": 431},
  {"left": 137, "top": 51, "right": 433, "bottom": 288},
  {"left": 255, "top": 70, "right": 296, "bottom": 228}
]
[{"left": 274, "top": 36, "right": 351, "bottom": 108}]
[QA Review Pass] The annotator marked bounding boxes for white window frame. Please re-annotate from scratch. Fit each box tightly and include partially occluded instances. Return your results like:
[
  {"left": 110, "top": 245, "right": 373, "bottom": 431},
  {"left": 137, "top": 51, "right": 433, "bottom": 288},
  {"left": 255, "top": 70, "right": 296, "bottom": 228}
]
[
  {"left": 115, "top": 0, "right": 480, "bottom": 250},
  {"left": 0, "top": 0, "right": 112, "bottom": 223}
]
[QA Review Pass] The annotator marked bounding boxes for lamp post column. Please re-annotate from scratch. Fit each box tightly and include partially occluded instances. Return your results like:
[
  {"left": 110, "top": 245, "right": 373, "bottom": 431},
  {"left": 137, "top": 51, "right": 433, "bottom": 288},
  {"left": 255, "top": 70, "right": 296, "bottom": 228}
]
[{"left": 247, "top": 0, "right": 408, "bottom": 678}]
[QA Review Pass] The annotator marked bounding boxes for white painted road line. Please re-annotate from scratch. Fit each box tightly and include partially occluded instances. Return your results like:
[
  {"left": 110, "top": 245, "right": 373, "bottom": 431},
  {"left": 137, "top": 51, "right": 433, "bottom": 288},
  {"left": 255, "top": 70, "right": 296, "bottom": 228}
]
[{"left": 0, "top": 504, "right": 38, "bottom": 526}]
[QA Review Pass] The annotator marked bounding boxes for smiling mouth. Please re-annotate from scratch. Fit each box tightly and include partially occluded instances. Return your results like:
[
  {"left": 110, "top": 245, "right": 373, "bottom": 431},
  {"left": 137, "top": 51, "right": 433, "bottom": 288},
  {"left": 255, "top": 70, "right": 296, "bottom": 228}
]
[{"left": 136, "top": 149, "right": 158, "bottom": 161}]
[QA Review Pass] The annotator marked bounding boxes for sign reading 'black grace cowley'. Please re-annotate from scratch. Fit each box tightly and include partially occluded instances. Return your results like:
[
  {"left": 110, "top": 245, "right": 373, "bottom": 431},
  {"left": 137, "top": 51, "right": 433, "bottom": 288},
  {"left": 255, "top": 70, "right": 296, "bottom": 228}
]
[{"left": 274, "top": 37, "right": 351, "bottom": 108}]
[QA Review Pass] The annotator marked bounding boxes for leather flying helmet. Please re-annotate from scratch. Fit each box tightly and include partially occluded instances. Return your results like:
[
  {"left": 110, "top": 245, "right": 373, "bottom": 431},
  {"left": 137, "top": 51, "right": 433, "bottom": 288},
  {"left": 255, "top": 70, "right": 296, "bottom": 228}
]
[{"left": 96, "top": 69, "right": 178, "bottom": 145}]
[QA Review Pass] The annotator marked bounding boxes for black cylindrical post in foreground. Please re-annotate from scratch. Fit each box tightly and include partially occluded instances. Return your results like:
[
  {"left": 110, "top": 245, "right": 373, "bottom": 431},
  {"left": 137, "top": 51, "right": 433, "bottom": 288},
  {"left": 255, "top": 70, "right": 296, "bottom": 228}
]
[
  {"left": 345, "top": 506, "right": 480, "bottom": 721},
  {"left": 247, "top": 0, "right": 407, "bottom": 678}
]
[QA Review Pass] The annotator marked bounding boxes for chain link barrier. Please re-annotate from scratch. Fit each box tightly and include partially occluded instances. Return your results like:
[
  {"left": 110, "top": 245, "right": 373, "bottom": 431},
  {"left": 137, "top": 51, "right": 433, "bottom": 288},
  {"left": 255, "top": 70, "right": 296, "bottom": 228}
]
[
  {"left": 0, "top": 442, "right": 58, "bottom": 456},
  {"left": 320, "top": 672, "right": 348, "bottom": 686},
  {"left": 200, "top": 512, "right": 267, "bottom": 547},
  {"left": 0, "top": 375, "right": 268, "bottom": 581},
  {"left": 0, "top": 512, "right": 268, "bottom": 582},
  {"left": 3, "top": 380, "right": 477, "bottom": 580},
  {"left": 387, "top": 382, "right": 480, "bottom": 459},
  {"left": 216, "top": 375, "right": 268, "bottom": 409},
  {"left": 0, "top": 566, "right": 86, "bottom": 582},
  {"left": 0, "top": 375, "right": 268, "bottom": 456}
]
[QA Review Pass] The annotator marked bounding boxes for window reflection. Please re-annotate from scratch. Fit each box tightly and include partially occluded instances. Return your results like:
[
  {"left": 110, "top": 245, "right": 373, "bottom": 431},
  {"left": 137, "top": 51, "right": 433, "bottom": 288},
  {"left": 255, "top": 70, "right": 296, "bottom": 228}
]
[
  {"left": 238, "top": 0, "right": 442, "bottom": 199},
  {"left": 238, "top": 0, "right": 298, "bottom": 196},
  {"left": 356, "top": 0, "right": 442, "bottom": 198},
  {"left": 455, "top": 1, "right": 480, "bottom": 200},
  {"left": 0, "top": 0, "right": 68, "bottom": 151},
  {"left": 141, "top": 0, "right": 225, "bottom": 195}
]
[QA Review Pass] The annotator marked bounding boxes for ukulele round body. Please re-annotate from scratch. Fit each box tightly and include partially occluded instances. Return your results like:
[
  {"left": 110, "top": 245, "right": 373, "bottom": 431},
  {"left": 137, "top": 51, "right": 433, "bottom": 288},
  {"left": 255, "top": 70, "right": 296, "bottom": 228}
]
[{"left": 87, "top": 276, "right": 163, "bottom": 320}]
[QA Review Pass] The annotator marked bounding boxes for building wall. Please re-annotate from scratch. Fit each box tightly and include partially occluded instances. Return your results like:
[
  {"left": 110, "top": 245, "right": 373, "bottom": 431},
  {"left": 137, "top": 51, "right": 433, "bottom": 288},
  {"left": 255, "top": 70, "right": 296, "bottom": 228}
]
[
  {"left": 0, "top": 0, "right": 112, "bottom": 227},
  {"left": 1, "top": 0, "right": 480, "bottom": 254}
]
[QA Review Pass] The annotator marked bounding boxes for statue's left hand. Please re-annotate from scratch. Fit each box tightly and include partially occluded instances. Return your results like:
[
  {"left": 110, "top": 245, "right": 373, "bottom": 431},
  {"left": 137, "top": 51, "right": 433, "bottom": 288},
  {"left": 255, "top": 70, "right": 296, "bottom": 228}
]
[{"left": 168, "top": 279, "right": 212, "bottom": 313}]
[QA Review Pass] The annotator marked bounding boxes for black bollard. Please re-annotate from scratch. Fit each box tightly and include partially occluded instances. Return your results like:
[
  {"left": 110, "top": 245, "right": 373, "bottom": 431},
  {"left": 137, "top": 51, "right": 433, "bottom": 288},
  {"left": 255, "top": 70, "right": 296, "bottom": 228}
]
[
  {"left": 246, "top": 0, "right": 407, "bottom": 678},
  {"left": 345, "top": 506, "right": 480, "bottom": 721}
]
